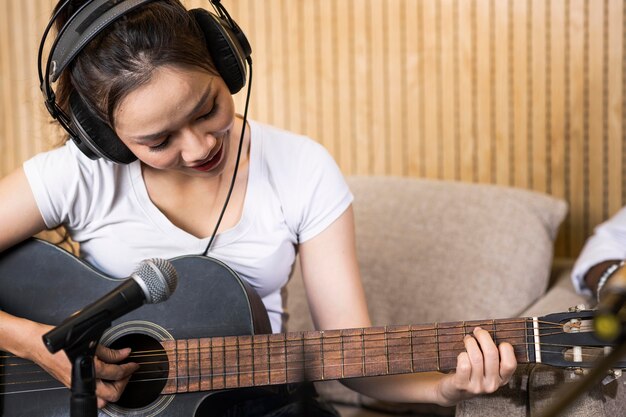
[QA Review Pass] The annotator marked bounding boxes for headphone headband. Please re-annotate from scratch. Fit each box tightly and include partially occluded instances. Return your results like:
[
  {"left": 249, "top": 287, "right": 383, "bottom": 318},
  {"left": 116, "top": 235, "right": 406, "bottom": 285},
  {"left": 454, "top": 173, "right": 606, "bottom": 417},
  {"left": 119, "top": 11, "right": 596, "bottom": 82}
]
[{"left": 49, "top": 0, "right": 156, "bottom": 82}]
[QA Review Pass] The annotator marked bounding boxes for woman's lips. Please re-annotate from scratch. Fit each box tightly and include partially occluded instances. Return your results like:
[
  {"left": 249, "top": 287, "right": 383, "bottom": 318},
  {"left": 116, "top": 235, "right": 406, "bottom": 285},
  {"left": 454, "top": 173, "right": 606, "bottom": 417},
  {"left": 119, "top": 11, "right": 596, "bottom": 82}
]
[{"left": 191, "top": 145, "right": 223, "bottom": 172}]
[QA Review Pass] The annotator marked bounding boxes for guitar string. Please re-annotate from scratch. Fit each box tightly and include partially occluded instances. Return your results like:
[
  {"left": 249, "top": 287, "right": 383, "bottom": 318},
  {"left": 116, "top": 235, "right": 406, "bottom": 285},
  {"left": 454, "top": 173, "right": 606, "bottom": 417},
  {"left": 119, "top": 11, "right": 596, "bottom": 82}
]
[
  {"left": 0, "top": 324, "right": 573, "bottom": 371},
  {"left": 0, "top": 341, "right": 613, "bottom": 395},
  {"left": 0, "top": 318, "right": 588, "bottom": 366},
  {"left": 0, "top": 344, "right": 608, "bottom": 385},
  {"left": 0, "top": 335, "right": 601, "bottom": 378},
  {"left": 0, "top": 318, "right": 578, "bottom": 362},
  {"left": 0, "top": 334, "right": 615, "bottom": 393}
]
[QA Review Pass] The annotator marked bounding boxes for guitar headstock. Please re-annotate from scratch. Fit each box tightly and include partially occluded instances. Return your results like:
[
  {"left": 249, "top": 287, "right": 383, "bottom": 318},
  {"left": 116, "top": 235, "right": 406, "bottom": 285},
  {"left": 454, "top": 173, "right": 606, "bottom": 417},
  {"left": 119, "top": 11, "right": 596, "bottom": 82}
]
[{"left": 533, "top": 309, "right": 626, "bottom": 374}]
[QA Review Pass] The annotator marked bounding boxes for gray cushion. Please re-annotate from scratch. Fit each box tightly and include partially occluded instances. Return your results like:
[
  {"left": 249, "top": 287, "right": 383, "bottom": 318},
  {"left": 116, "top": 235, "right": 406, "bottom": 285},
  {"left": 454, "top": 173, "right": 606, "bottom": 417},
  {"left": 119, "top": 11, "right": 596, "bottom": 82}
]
[{"left": 286, "top": 175, "right": 567, "bottom": 329}]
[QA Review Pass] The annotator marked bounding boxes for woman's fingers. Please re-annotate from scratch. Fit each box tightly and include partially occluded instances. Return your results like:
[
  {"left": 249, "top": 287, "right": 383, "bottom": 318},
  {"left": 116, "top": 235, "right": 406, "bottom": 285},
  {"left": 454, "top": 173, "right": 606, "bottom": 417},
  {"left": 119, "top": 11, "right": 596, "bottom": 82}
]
[
  {"left": 457, "top": 327, "right": 517, "bottom": 394},
  {"left": 93, "top": 345, "right": 139, "bottom": 407},
  {"left": 462, "top": 332, "right": 484, "bottom": 386},
  {"left": 95, "top": 375, "right": 134, "bottom": 407},
  {"left": 471, "top": 327, "right": 504, "bottom": 392},
  {"left": 498, "top": 341, "right": 517, "bottom": 382},
  {"left": 94, "top": 346, "right": 138, "bottom": 379},
  {"left": 95, "top": 345, "right": 131, "bottom": 363}
]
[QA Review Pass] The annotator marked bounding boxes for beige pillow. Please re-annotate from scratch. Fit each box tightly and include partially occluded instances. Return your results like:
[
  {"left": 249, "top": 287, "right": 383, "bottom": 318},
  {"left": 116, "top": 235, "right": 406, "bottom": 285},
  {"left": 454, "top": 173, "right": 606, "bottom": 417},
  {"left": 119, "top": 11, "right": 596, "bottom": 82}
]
[{"left": 283, "top": 175, "right": 568, "bottom": 413}]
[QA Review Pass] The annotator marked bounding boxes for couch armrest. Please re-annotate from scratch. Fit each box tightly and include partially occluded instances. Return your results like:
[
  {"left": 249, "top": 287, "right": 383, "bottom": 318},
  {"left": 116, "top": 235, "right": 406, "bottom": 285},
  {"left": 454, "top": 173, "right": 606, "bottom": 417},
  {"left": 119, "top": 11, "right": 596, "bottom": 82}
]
[{"left": 521, "top": 264, "right": 591, "bottom": 317}]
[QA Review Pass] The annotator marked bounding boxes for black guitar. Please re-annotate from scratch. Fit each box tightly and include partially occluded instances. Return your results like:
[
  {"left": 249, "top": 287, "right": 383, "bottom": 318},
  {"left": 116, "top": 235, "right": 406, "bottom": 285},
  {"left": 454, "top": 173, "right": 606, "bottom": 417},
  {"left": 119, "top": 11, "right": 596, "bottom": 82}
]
[{"left": 0, "top": 239, "right": 624, "bottom": 416}]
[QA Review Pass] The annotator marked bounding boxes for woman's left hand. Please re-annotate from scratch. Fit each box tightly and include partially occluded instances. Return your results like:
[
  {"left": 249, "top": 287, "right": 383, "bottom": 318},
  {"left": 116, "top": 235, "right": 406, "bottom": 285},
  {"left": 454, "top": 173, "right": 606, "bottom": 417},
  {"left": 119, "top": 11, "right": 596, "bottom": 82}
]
[{"left": 435, "top": 327, "right": 517, "bottom": 406}]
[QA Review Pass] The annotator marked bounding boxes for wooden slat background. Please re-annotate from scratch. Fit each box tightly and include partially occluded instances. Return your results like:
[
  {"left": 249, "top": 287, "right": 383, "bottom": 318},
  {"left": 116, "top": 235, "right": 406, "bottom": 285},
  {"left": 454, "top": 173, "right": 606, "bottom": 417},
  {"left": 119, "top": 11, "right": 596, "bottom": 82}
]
[{"left": 1, "top": 0, "right": 624, "bottom": 259}]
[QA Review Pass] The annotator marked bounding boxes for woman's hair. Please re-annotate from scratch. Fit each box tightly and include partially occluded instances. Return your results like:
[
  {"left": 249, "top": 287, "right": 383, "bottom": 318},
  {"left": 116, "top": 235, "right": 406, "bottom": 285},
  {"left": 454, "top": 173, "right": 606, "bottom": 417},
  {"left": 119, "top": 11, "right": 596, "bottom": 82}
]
[{"left": 52, "top": 0, "right": 218, "bottom": 128}]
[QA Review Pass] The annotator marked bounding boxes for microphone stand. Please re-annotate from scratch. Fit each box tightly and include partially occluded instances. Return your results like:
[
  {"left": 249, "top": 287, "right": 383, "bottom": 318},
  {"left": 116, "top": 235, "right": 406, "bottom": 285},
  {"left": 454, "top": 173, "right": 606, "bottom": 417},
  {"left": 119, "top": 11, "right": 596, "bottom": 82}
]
[{"left": 43, "top": 311, "right": 113, "bottom": 417}]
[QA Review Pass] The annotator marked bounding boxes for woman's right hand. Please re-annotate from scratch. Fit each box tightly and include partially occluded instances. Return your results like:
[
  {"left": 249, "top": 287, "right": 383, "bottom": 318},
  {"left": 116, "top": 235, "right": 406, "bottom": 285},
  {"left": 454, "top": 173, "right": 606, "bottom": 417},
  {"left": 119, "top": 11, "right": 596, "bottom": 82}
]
[{"left": 28, "top": 322, "right": 140, "bottom": 408}]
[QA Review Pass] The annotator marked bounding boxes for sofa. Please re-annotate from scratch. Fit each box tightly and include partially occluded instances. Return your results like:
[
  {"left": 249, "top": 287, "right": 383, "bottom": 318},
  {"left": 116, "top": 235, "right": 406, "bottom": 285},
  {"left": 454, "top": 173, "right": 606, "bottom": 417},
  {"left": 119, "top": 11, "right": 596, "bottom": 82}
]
[{"left": 284, "top": 176, "right": 626, "bottom": 417}]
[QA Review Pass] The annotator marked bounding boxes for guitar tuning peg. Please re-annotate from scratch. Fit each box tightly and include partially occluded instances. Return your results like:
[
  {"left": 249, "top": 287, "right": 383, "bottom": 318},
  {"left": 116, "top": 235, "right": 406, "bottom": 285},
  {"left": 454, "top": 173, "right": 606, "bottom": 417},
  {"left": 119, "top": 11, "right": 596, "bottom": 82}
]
[
  {"left": 602, "top": 369, "right": 623, "bottom": 385},
  {"left": 568, "top": 304, "right": 588, "bottom": 312},
  {"left": 572, "top": 367, "right": 588, "bottom": 376}
]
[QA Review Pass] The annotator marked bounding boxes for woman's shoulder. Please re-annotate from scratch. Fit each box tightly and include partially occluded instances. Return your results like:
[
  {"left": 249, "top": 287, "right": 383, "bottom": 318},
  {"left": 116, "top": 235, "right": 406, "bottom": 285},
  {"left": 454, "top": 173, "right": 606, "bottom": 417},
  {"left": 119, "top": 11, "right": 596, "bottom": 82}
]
[
  {"left": 26, "top": 141, "right": 98, "bottom": 170},
  {"left": 25, "top": 140, "right": 131, "bottom": 175},
  {"left": 249, "top": 120, "right": 332, "bottom": 166},
  {"left": 23, "top": 140, "right": 134, "bottom": 196}
]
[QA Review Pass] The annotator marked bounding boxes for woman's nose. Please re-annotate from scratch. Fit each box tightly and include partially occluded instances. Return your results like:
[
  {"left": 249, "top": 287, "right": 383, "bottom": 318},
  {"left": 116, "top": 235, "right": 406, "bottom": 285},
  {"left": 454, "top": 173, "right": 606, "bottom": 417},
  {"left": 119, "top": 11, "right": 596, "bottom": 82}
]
[{"left": 180, "top": 128, "right": 216, "bottom": 162}]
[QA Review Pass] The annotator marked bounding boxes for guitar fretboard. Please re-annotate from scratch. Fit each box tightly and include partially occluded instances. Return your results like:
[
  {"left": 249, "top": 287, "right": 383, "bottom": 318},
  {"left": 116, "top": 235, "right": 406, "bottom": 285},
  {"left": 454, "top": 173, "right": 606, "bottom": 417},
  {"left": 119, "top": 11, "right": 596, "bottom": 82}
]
[{"left": 160, "top": 318, "right": 532, "bottom": 394}]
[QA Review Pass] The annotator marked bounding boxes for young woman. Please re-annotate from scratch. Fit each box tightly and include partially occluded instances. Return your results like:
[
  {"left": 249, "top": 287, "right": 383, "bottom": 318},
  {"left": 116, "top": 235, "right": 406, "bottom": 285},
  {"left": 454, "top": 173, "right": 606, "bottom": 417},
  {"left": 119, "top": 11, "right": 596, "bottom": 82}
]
[{"left": 0, "top": 0, "right": 516, "bottom": 415}]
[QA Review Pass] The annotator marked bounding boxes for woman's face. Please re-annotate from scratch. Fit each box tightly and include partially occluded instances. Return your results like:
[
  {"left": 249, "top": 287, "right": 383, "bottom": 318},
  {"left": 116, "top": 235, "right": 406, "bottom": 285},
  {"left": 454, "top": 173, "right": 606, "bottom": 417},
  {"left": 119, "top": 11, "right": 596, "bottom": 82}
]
[{"left": 114, "top": 65, "right": 236, "bottom": 178}]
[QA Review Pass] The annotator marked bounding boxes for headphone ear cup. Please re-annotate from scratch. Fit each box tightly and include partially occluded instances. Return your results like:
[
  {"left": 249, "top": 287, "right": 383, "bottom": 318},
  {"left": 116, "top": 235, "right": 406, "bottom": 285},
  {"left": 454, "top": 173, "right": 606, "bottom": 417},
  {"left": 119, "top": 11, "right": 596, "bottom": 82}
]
[
  {"left": 68, "top": 92, "right": 137, "bottom": 164},
  {"left": 190, "top": 8, "right": 249, "bottom": 94}
]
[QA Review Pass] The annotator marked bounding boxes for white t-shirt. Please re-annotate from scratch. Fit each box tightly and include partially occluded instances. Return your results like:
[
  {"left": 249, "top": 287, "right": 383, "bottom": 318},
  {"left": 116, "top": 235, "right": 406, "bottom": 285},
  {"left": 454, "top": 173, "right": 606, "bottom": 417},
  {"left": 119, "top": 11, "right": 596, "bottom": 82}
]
[
  {"left": 23, "top": 120, "right": 353, "bottom": 332},
  {"left": 572, "top": 206, "right": 626, "bottom": 296}
]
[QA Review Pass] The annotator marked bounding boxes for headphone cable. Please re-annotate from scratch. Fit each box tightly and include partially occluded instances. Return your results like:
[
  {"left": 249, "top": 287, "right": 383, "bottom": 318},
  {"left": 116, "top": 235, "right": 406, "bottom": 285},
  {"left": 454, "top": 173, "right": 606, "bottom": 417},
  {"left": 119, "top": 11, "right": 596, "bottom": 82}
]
[{"left": 202, "top": 56, "right": 252, "bottom": 256}]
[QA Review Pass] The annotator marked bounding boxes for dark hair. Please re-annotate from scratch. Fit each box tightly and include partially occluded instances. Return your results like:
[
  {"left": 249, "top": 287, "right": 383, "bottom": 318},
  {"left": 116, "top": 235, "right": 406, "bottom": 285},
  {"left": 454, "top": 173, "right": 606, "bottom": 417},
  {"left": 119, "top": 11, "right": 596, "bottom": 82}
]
[{"left": 53, "top": 0, "right": 217, "bottom": 128}]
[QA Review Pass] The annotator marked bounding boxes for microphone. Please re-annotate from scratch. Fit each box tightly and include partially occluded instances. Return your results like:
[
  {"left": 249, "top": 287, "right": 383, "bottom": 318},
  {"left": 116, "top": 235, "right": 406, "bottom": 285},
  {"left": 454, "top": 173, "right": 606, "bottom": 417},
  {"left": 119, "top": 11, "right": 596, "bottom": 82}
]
[
  {"left": 594, "top": 264, "right": 626, "bottom": 342},
  {"left": 43, "top": 259, "right": 178, "bottom": 353}
]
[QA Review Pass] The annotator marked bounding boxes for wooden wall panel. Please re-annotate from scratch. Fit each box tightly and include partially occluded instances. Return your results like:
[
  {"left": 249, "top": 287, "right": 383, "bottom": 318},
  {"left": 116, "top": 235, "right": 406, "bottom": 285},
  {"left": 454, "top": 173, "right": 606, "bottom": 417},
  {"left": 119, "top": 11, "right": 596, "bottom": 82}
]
[{"left": 1, "top": 0, "right": 625, "bottom": 259}]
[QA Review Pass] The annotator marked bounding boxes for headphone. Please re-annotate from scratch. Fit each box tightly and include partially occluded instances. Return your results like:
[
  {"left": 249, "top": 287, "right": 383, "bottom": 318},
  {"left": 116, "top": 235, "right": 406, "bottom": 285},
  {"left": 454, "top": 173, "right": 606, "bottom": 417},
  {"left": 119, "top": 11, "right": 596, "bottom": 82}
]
[{"left": 38, "top": 0, "right": 252, "bottom": 164}]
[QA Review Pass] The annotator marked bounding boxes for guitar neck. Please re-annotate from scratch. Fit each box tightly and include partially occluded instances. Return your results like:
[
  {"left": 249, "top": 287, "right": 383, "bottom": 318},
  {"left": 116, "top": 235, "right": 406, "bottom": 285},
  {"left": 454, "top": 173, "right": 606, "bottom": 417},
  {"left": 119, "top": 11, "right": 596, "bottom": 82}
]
[{"left": 160, "top": 318, "right": 533, "bottom": 394}]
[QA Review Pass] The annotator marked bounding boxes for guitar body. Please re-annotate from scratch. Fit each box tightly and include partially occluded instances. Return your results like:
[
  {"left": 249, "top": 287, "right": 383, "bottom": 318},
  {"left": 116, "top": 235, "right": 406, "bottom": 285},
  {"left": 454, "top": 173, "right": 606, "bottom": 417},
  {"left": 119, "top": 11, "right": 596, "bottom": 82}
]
[{"left": 0, "top": 238, "right": 277, "bottom": 417}]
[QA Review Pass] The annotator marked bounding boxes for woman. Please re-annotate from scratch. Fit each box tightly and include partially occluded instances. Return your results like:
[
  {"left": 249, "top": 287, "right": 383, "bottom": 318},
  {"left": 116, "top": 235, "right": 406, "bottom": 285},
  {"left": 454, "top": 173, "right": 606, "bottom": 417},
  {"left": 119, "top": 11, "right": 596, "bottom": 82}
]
[{"left": 0, "top": 0, "right": 516, "bottom": 414}]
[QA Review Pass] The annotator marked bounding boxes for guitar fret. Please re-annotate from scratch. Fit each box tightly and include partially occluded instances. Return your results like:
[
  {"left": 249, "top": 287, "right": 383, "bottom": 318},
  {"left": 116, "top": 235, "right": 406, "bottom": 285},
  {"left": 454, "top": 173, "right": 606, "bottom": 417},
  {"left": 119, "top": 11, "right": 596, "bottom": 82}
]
[
  {"left": 199, "top": 338, "right": 211, "bottom": 392},
  {"left": 410, "top": 324, "right": 438, "bottom": 372},
  {"left": 363, "top": 327, "right": 388, "bottom": 376},
  {"left": 409, "top": 327, "right": 415, "bottom": 373},
  {"left": 320, "top": 331, "right": 325, "bottom": 380},
  {"left": 341, "top": 328, "right": 363, "bottom": 378},
  {"left": 286, "top": 331, "right": 304, "bottom": 383},
  {"left": 238, "top": 335, "right": 253, "bottom": 387},
  {"left": 525, "top": 318, "right": 532, "bottom": 364},
  {"left": 236, "top": 336, "right": 240, "bottom": 388},
  {"left": 188, "top": 338, "right": 200, "bottom": 392},
  {"left": 269, "top": 333, "right": 287, "bottom": 384},
  {"left": 361, "top": 328, "right": 365, "bottom": 376},
  {"left": 177, "top": 339, "right": 188, "bottom": 392},
  {"left": 321, "top": 330, "right": 343, "bottom": 380},
  {"left": 492, "top": 319, "right": 497, "bottom": 344},
  {"left": 283, "top": 335, "right": 288, "bottom": 383},
  {"left": 340, "top": 332, "right": 345, "bottom": 378},
  {"left": 252, "top": 334, "right": 270, "bottom": 385},
  {"left": 160, "top": 340, "right": 177, "bottom": 394},
  {"left": 224, "top": 336, "right": 238, "bottom": 388},
  {"left": 384, "top": 326, "right": 389, "bottom": 375},
  {"left": 210, "top": 337, "right": 224, "bottom": 390},
  {"left": 251, "top": 335, "right": 256, "bottom": 386},
  {"left": 303, "top": 330, "right": 323, "bottom": 380},
  {"left": 435, "top": 323, "right": 440, "bottom": 372},
  {"left": 387, "top": 325, "right": 412, "bottom": 375}
]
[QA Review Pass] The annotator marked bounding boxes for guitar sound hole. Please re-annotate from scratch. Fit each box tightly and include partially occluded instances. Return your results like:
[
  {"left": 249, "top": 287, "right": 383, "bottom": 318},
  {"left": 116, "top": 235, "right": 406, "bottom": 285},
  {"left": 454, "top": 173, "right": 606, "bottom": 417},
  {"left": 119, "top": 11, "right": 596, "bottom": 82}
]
[{"left": 108, "top": 334, "right": 168, "bottom": 409}]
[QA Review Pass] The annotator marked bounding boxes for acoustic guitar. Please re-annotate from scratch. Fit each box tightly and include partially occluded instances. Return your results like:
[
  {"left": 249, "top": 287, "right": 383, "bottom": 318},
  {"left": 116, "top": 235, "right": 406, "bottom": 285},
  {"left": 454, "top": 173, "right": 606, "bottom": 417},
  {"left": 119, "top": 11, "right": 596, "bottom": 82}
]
[{"left": 0, "top": 238, "right": 623, "bottom": 416}]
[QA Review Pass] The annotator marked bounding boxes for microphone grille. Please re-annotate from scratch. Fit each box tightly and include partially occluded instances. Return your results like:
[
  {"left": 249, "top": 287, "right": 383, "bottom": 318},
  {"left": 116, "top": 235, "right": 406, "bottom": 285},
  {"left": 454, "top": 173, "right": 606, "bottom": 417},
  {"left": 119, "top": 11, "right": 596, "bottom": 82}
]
[{"left": 133, "top": 259, "right": 178, "bottom": 304}]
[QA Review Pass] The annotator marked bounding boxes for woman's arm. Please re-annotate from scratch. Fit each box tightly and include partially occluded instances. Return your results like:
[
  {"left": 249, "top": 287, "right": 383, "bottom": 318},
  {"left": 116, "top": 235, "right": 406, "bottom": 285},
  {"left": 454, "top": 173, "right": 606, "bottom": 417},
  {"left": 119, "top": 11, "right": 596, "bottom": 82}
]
[
  {"left": 0, "top": 167, "right": 47, "bottom": 251},
  {"left": 0, "top": 167, "right": 138, "bottom": 407},
  {"left": 298, "top": 206, "right": 517, "bottom": 406}
]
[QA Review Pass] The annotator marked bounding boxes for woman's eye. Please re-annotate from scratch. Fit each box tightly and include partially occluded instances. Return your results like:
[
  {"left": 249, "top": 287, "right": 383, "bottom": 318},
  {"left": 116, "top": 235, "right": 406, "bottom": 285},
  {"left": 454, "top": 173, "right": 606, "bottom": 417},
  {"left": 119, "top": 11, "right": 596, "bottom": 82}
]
[
  {"left": 198, "top": 103, "right": 218, "bottom": 121},
  {"left": 149, "top": 138, "right": 170, "bottom": 152}
]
